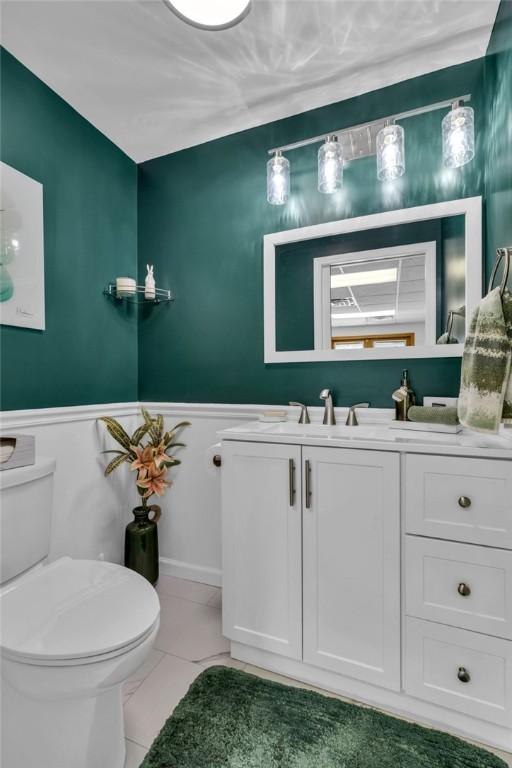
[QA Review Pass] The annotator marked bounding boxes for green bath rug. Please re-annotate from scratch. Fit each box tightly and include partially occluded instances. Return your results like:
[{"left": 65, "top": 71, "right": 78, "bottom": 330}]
[{"left": 141, "top": 666, "right": 506, "bottom": 768}]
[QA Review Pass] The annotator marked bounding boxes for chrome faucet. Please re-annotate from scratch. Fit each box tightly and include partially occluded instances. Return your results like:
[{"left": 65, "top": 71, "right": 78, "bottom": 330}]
[
  {"left": 319, "top": 389, "right": 336, "bottom": 425},
  {"left": 289, "top": 401, "right": 310, "bottom": 424},
  {"left": 345, "top": 402, "right": 370, "bottom": 426}
]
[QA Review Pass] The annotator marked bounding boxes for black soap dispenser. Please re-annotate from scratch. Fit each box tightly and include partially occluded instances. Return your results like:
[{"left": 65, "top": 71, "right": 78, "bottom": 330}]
[{"left": 392, "top": 369, "right": 416, "bottom": 421}]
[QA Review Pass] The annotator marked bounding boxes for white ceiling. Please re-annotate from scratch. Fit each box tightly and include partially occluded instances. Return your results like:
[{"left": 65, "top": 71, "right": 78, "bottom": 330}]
[
  {"left": 331, "top": 254, "right": 426, "bottom": 326},
  {"left": 1, "top": 0, "right": 500, "bottom": 163}
]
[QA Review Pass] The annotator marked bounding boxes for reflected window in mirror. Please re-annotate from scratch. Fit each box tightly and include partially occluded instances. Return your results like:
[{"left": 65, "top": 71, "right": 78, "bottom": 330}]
[{"left": 332, "top": 332, "right": 415, "bottom": 350}]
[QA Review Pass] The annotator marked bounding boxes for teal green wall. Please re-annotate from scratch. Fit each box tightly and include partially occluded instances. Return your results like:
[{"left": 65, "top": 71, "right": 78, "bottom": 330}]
[
  {"left": 0, "top": 48, "right": 138, "bottom": 410},
  {"left": 485, "top": 0, "right": 512, "bottom": 286},
  {"left": 138, "top": 60, "right": 485, "bottom": 408}
]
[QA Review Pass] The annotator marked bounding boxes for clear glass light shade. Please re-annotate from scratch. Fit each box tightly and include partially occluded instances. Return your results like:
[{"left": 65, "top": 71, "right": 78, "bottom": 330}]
[
  {"left": 267, "top": 152, "right": 290, "bottom": 205},
  {"left": 442, "top": 105, "right": 475, "bottom": 168},
  {"left": 318, "top": 136, "right": 343, "bottom": 193},
  {"left": 162, "top": 0, "right": 251, "bottom": 30},
  {"left": 376, "top": 124, "right": 405, "bottom": 181}
]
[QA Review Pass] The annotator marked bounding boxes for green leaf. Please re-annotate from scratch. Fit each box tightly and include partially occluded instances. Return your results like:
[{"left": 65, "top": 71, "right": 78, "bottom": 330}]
[
  {"left": 99, "top": 417, "right": 132, "bottom": 451},
  {"left": 104, "top": 453, "right": 131, "bottom": 476},
  {"left": 100, "top": 449, "right": 125, "bottom": 455},
  {"left": 131, "top": 421, "right": 152, "bottom": 446},
  {"left": 148, "top": 413, "right": 163, "bottom": 443},
  {"left": 141, "top": 408, "right": 153, "bottom": 425},
  {"left": 172, "top": 421, "right": 191, "bottom": 431},
  {"left": 164, "top": 457, "right": 181, "bottom": 467}
]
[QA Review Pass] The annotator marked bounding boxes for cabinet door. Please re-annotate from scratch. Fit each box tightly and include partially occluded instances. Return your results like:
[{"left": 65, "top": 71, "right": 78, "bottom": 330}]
[
  {"left": 221, "top": 441, "right": 302, "bottom": 659},
  {"left": 303, "top": 447, "right": 401, "bottom": 690}
]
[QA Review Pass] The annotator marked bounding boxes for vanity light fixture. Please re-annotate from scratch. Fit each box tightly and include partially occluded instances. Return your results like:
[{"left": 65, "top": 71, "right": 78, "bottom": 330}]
[
  {"left": 266, "top": 94, "right": 473, "bottom": 203},
  {"left": 442, "top": 100, "right": 475, "bottom": 168},
  {"left": 162, "top": 0, "right": 252, "bottom": 30},
  {"left": 318, "top": 135, "right": 343, "bottom": 193},
  {"left": 331, "top": 267, "right": 397, "bottom": 289},
  {"left": 376, "top": 122, "right": 405, "bottom": 181},
  {"left": 267, "top": 150, "right": 290, "bottom": 206}
]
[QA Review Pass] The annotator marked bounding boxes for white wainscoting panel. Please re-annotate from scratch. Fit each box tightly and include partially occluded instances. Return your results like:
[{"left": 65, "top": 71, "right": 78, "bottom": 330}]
[{"left": 143, "top": 403, "right": 266, "bottom": 587}]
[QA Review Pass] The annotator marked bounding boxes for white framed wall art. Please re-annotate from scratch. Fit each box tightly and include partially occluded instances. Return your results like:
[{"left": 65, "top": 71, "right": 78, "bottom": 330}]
[{"left": 0, "top": 162, "right": 45, "bottom": 330}]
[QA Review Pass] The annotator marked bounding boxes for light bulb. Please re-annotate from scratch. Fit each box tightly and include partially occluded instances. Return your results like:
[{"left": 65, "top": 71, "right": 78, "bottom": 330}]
[
  {"left": 267, "top": 151, "right": 290, "bottom": 205},
  {"left": 162, "top": 0, "right": 252, "bottom": 30},
  {"left": 442, "top": 102, "right": 474, "bottom": 168},
  {"left": 376, "top": 123, "right": 405, "bottom": 181},
  {"left": 318, "top": 135, "right": 343, "bottom": 193}
]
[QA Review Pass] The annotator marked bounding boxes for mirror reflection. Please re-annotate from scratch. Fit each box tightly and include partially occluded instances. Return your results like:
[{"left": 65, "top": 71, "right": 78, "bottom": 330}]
[{"left": 275, "top": 215, "right": 467, "bottom": 354}]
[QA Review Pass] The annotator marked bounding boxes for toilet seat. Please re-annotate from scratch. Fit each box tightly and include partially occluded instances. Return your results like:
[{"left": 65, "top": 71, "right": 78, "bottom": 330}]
[
  {"left": 3, "top": 618, "right": 160, "bottom": 666},
  {"left": 0, "top": 557, "right": 160, "bottom": 666}
]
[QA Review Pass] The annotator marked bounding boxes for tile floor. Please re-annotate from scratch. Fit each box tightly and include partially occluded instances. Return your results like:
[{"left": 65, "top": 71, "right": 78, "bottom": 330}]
[{"left": 124, "top": 574, "right": 512, "bottom": 768}]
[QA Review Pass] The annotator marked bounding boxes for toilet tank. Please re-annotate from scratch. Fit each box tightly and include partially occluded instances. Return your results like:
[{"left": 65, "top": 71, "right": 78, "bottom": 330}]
[{"left": 0, "top": 458, "right": 55, "bottom": 585}]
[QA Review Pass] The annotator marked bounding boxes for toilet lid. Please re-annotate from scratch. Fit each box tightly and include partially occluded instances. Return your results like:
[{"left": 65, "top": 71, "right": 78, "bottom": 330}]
[{"left": 0, "top": 557, "right": 160, "bottom": 662}]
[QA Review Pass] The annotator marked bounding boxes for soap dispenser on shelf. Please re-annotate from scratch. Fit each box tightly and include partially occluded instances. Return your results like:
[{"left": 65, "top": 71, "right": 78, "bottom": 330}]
[{"left": 392, "top": 369, "right": 416, "bottom": 421}]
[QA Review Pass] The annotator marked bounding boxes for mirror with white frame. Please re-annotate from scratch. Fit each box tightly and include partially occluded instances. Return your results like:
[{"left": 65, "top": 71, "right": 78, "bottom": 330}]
[{"left": 264, "top": 197, "right": 482, "bottom": 362}]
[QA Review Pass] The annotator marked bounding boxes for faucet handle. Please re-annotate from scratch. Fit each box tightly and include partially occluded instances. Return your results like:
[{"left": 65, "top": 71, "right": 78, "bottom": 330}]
[
  {"left": 346, "top": 402, "right": 370, "bottom": 427},
  {"left": 289, "top": 402, "right": 311, "bottom": 424}
]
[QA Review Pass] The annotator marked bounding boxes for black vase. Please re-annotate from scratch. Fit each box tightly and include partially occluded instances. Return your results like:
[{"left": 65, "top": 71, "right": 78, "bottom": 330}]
[{"left": 125, "top": 504, "right": 161, "bottom": 585}]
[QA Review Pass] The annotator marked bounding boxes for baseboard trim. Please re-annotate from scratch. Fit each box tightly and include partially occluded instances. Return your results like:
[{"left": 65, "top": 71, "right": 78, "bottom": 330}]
[{"left": 159, "top": 556, "right": 222, "bottom": 587}]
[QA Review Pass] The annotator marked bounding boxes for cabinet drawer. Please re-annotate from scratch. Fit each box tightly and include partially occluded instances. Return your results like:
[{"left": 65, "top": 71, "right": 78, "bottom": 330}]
[
  {"left": 405, "top": 618, "right": 512, "bottom": 725},
  {"left": 405, "top": 454, "right": 512, "bottom": 548},
  {"left": 406, "top": 536, "right": 512, "bottom": 638}
]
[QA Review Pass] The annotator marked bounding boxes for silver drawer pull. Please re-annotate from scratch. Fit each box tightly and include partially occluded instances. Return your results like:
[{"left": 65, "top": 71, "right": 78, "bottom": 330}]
[
  {"left": 288, "top": 459, "right": 296, "bottom": 506},
  {"left": 457, "top": 666, "right": 471, "bottom": 684},
  {"left": 457, "top": 582, "right": 471, "bottom": 597},
  {"left": 458, "top": 496, "right": 472, "bottom": 508},
  {"left": 305, "top": 460, "right": 312, "bottom": 509}
]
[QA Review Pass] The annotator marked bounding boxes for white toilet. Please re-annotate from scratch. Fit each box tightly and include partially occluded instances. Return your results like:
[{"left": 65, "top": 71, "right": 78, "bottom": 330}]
[{"left": 0, "top": 458, "right": 160, "bottom": 768}]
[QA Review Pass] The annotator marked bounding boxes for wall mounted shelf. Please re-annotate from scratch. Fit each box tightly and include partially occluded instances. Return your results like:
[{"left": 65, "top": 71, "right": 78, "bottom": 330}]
[{"left": 103, "top": 283, "right": 174, "bottom": 305}]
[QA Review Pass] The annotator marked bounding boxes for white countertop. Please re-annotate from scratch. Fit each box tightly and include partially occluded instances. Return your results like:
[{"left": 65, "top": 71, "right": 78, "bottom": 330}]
[{"left": 218, "top": 419, "right": 512, "bottom": 460}]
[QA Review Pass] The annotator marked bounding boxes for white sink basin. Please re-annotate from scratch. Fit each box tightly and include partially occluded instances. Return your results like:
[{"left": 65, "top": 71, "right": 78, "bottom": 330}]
[{"left": 259, "top": 421, "right": 395, "bottom": 441}]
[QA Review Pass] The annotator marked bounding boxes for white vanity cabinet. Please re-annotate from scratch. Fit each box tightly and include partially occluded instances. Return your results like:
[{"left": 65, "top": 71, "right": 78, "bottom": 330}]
[
  {"left": 302, "top": 447, "right": 400, "bottom": 689},
  {"left": 220, "top": 425, "right": 512, "bottom": 753},
  {"left": 222, "top": 441, "right": 401, "bottom": 686}
]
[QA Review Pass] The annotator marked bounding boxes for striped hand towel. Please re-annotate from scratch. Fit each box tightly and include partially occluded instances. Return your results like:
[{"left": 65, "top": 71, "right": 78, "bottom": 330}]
[{"left": 458, "top": 287, "right": 512, "bottom": 433}]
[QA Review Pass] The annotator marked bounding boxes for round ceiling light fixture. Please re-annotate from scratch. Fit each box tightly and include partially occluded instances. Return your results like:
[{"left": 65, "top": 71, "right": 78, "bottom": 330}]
[{"left": 162, "top": 0, "right": 252, "bottom": 30}]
